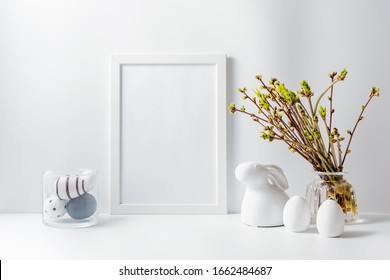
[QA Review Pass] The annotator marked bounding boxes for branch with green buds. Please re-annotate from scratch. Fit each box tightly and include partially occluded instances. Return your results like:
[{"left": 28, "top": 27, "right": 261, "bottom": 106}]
[{"left": 229, "top": 69, "right": 380, "bottom": 172}]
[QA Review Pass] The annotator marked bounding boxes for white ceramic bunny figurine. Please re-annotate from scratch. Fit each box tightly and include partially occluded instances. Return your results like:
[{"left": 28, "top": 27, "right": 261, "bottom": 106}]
[{"left": 235, "top": 162, "right": 290, "bottom": 227}]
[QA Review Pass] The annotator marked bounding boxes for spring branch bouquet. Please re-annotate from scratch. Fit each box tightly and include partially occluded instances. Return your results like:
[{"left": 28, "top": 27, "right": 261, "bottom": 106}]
[{"left": 229, "top": 69, "right": 379, "bottom": 173}]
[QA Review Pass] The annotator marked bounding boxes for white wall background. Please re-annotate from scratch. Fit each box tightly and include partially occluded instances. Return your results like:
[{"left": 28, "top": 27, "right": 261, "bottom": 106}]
[{"left": 1, "top": 0, "right": 389, "bottom": 213}]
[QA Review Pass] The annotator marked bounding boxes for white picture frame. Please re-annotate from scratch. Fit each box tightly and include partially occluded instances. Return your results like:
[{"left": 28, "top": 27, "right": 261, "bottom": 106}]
[{"left": 110, "top": 54, "right": 227, "bottom": 214}]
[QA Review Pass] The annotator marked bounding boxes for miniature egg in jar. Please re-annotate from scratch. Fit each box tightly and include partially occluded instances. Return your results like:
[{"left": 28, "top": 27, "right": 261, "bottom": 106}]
[
  {"left": 66, "top": 192, "right": 97, "bottom": 220},
  {"left": 44, "top": 195, "right": 68, "bottom": 219}
]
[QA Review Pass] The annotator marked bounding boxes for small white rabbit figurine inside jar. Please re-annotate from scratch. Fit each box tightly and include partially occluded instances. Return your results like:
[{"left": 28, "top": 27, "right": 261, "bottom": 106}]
[{"left": 235, "top": 162, "right": 290, "bottom": 227}]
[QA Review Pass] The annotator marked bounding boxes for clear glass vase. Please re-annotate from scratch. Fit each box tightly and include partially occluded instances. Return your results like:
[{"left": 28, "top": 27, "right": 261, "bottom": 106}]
[
  {"left": 42, "top": 169, "right": 98, "bottom": 228},
  {"left": 305, "top": 172, "right": 358, "bottom": 224}
]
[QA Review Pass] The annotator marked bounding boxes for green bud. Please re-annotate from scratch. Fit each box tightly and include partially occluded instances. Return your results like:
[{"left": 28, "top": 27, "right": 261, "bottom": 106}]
[
  {"left": 228, "top": 103, "right": 236, "bottom": 114},
  {"left": 314, "top": 131, "right": 321, "bottom": 139},
  {"left": 300, "top": 80, "right": 313, "bottom": 96},
  {"left": 276, "top": 83, "right": 299, "bottom": 105},
  {"left": 260, "top": 131, "right": 275, "bottom": 142},
  {"left": 238, "top": 87, "right": 247, "bottom": 93},
  {"left": 304, "top": 130, "right": 314, "bottom": 142},
  {"left": 371, "top": 87, "right": 380, "bottom": 97},
  {"left": 338, "top": 68, "right": 348, "bottom": 80},
  {"left": 319, "top": 106, "right": 326, "bottom": 119},
  {"left": 257, "top": 92, "right": 270, "bottom": 111},
  {"left": 269, "top": 77, "right": 278, "bottom": 85},
  {"left": 253, "top": 88, "right": 262, "bottom": 98}
]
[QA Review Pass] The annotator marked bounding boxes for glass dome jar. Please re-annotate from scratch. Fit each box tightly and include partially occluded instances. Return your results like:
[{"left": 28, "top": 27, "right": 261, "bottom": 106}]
[
  {"left": 305, "top": 171, "right": 358, "bottom": 224},
  {"left": 42, "top": 169, "right": 98, "bottom": 228}
]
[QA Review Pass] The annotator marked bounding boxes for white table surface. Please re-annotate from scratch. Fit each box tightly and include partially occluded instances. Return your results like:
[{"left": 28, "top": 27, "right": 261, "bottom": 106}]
[{"left": 0, "top": 213, "right": 389, "bottom": 260}]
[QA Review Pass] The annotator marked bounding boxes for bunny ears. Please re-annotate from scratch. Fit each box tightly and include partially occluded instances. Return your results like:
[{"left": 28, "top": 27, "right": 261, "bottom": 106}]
[
  {"left": 235, "top": 162, "right": 289, "bottom": 190},
  {"left": 263, "top": 164, "right": 289, "bottom": 190}
]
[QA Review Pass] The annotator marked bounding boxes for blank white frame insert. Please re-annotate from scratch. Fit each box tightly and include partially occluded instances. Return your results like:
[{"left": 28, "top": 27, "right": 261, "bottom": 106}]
[{"left": 111, "top": 54, "right": 227, "bottom": 214}]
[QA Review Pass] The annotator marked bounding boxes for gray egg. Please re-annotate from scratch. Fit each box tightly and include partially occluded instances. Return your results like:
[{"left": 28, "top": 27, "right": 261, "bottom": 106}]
[{"left": 67, "top": 193, "right": 97, "bottom": 220}]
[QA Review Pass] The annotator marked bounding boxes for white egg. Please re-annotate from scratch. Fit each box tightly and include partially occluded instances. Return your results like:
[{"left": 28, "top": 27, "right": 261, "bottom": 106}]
[
  {"left": 54, "top": 175, "right": 95, "bottom": 199},
  {"left": 283, "top": 195, "right": 311, "bottom": 232},
  {"left": 316, "top": 199, "right": 345, "bottom": 238},
  {"left": 80, "top": 169, "right": 97, "bottom": 191},
  {"left": 43, "top": 195, "right": 68, "bottom": 219},
  {"left": 43, "top": 170, "right": 56, "bottom": 177}
]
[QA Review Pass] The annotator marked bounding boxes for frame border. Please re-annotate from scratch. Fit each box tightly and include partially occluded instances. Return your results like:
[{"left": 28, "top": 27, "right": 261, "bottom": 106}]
[{"left": 110, "top": 54, "right": 227, "bottom": 214}]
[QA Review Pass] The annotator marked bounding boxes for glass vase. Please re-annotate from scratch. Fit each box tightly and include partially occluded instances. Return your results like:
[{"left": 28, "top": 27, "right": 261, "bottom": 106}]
[
  {"left": 42, "top": 169, "right": 98, "bottom": 228},
  {"left": 305, "top": 172, "right": 358, "bottom": 224}
]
